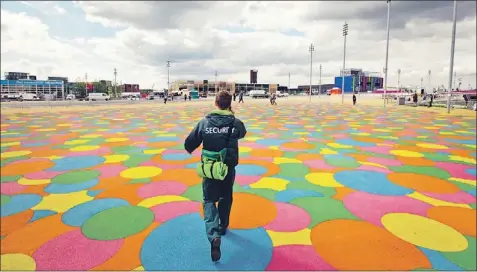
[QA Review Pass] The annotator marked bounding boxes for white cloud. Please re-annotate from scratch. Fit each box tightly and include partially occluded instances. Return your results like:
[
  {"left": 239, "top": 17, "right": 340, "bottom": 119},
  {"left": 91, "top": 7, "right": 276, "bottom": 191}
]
[
  {"left": 54, "top": 5, "right": 66, "bottom": 14},
  {"left": 1, "top": 1, "right": 476, "bottom": 90}
]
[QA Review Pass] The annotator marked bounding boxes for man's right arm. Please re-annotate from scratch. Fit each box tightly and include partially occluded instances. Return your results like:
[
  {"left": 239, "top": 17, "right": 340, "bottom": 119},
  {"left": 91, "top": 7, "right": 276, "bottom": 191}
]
[{"left": 235, "top": 119, "right": 247, "bottom": 140}]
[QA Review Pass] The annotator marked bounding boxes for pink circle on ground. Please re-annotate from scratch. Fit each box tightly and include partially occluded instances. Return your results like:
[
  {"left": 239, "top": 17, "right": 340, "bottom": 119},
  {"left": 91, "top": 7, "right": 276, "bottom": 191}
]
[
  {"left": 357, "top": 165, "right": 392, "bottom": 174},
  {"left": 135, "top": 143, "right": 149, "bottom": 148},
  {"left": 361, "top": 146, "right": 393, "bottom": 155},
  {"left": 137, "top": 181, "right": 188, "bottom": 198},
  {"left": 247, "top": 157, "right": 274, "bottom": 162},
  {"left": 263, "top": 203, "right": 311, "bottom": 232},
  {"left": 0, "top": 182, "right": 25, "bottom": 195},
  {"left": 240, "top": 142, "right": 268, "bottom": 149},
  {"left": 266, "top": 245, "right": 336, "bottom": 271},
  {"left": 24, "top": 170, "right": 65, "bottom": 179},
  {"left": 66, "top": 146, "right": 111, "bottom": 157},
  {"left": 331, "top": 133, "right": 348, "bottom": 139},
  {"left": 422, "top": 191, "right": 476, "bottom": 204},
  {"left": 367, "top": 157, "right": 402, "bottom": 167},
  {"left": 33, "top": 229, "right": 123, "bottom": 270},
  {"left": 94, "top": 164, "right": 127, "bottom": 179},
  {"left": 235, "top": 175, "right": 261, "bottom": 186},
  {"left": 162, "top": 149, "right": 184, "bottom": 155},
  {"left": 129, "top": 136, "right": 148, "bottom": 142},
  {"left": 435, "top": 162, "right": 475, "bottom": 180},
  {"left": 151, "top": 201, "right": 200, "bottom": 223},
  {"left": 303, "top": 160, "right": 337, "bottom": 170},
  {"left": 343, "top": 191, "right": 432, "bottom": 227}
]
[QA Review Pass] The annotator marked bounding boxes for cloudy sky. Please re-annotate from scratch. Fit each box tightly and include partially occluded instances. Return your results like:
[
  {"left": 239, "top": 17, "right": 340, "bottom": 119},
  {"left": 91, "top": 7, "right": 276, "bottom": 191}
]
[{"left": 1, "top": 1, "right": 476, "bottom": 89}]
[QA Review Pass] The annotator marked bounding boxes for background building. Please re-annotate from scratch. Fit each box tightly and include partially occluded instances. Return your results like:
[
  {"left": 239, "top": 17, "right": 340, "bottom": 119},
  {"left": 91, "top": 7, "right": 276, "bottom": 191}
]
[
  {"left": 0, "top": 79, "right": 64, "bottom": 99},
  {"left": 250, "top": 70, "right": 258, "bottom": 84},
  {"left": 297, "top": 84, "right": 335, "bottom": 94},
  {"left": 334, "top": 68, "right": 383, "bottom": 93},
  {"left": 4, "top": 72, "right": 29, "bottom": 80}
]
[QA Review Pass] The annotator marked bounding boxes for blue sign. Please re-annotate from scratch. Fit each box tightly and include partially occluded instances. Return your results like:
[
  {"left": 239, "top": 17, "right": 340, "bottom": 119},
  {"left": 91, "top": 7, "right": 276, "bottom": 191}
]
[{"left": 0, "top": 80, "right": 64, "bottom": 87}]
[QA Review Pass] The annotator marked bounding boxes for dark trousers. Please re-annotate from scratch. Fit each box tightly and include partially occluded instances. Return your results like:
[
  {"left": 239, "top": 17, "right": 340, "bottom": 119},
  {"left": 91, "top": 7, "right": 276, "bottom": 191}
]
[
  {"left": 202, "top": 168, "right": 235, "bottom": 243},
  {"left": 353, "top": 99, "right": 356, "bottom": 105},
  {"left": 238, "top": 97, "right": 244, "bottom": 103}
]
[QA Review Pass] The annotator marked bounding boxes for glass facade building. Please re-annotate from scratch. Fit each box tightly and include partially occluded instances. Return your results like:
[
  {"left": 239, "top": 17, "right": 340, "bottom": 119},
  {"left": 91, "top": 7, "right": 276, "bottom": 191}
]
[{"left": 0, "top": 79, "right": 64, "bottom": 99}]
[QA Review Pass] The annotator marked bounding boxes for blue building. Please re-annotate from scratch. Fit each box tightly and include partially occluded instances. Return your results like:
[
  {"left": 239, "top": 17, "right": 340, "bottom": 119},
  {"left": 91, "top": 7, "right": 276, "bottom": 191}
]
[
  {"left": 334, "top": 68, "right": 383, "bottom": 93},
  {"left": 0, "top": 79, "right": 64, "bottom": 99}
]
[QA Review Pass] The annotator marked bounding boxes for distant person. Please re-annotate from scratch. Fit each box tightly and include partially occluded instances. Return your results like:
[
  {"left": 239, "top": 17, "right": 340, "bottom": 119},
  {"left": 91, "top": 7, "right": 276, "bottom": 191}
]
[
  {"left": 270, "top": 93, "right": 277, "bottom": 105},
  {"left": 184, "top": 91, "right": 247, "bottom": 262},
  {"left": 413, "top": 92, "right": 418, "bottom": 106},
  {"left": 238, "top": 91, "right": 244, "bottom": 103},
  {"left": 428, "top": 93, "right": 433, "bottom": 108},
  {"left": 233, "top": 92, "right": 236, "bottom": 102},
  {"left": 184, "top": 94, "right": 188, "bottom": 101},
  {"left": 353, "top": 94, "right": 357, "bottom": 105},
  {"left": 189, "top": 94, "right": 192, "bottom": 101}
]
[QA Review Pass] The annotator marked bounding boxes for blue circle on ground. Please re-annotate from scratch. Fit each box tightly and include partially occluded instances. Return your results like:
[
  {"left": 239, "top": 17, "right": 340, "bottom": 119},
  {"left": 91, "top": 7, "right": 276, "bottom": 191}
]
[
  {"left": 62, "top": 198, "right": 130, "bottom": 227},
  {"left": 284, "top": 124, "right": 301, "bottom": 129},
  {"left": 465, "top": 168, "right": 476, "bottom": 177},
  {"left": 48, "top": 156, "right": 105, "bottom": 171},
  {"left": 45, "top": 179, "right": 99, "bottom": 194},
  {"left": 30, "top": 210, "right": 57, "bottom": 222},
  {"left": 334, "top": 170, "right": 414, "bottom": 196},
  {"left": 185, "top": 163, "right": 198, "bottom": 169},
  {"left": 148, "top": 137, "right": 180, "bottom": 143},
  {"left": 162, "top": 153, "right": 193, "bottom": 161},
  {"left": 255, "top": 139, "right": 288, "bottom": 146},
  {"left": 1, "top": 194, "right": 42, "bottom": 217},
  {"left": 22, "top": 142, "right": 49, "bottom": 147},
  {"left": 275, "top": 189, "right": 323, "bottom": 202},
  {"left": 140, "top": 213, "right": 273, "bottom": 271},
  {"left": 235, "top": 164, "right": 267, "bottom": 176}
]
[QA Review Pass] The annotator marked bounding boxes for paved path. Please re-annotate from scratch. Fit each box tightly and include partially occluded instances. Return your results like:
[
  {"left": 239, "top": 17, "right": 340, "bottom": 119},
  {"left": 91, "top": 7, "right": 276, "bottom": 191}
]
[{"left": 1, "top": 99, "right": 476, "bottom": 270}]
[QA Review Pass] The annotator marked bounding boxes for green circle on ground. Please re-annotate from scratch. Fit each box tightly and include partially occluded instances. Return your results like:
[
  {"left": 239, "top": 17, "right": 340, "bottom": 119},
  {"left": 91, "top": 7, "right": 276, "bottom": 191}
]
[
  {"left": 81, "top": 206, "right": 154, "bottom": 240},
  {"left": 52, "top": 170, "right": 101, "bottom": 184},
  {"left": 0, "top": 194, "right": 11, "bottom": 206}
]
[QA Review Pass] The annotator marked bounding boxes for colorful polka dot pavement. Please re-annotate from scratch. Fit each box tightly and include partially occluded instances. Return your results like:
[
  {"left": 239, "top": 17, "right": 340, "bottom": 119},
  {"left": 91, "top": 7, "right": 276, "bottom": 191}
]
[{"left": 1, "top": 102, "right": 476, "bottom": 271}]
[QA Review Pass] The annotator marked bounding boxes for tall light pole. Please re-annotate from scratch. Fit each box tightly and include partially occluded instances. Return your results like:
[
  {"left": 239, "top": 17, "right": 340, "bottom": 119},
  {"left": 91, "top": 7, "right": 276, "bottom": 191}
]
[
  {"left": 397, "top": 68, "right": 401, "bottom": 93},
  {"left": 383, "top": 0, "right": 391, "bottom": 107},
  {"left": 421, "top": 77, "right": 424, "bottom": 90},
  {"left": 166, "top": 60, "right": 171, "bottom": 94},
  {"left": 114, "top": 68, "right": 117, "bottom": 98},
  {"left": 341, "top": 22, "right": 348, "bottom": 104},
  {"left": 309, "top": 43, "right": 314, "bottom": 102},
  {"left": 447, "top": 1, "right": 457, "bottom": 113},
  {"left": 215, "top": 70, "right": 218, "bottom": 92},
  {"left": 85, "top": 73, "right": 88, "bottom": 94},
  {"left": 288, "top": 72, "right": 290, "bottom": 91},
  {"left": 428, "top": 69, "right": 431, "bottom": 90},
  {"left": 319, "top": 64, "right": 322, "bottom": 98},
  {"left": 453, "top": 71, "right": 456, "bottom": 90}
]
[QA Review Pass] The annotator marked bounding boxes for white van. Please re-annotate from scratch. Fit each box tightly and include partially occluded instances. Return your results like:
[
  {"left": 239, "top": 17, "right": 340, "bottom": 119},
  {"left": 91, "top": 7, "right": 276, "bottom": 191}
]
[
  {"left": 86, "top": 93, "right": 110, "bottom": 101},
  {"left": 249, "top": 90, "right": 268, "bottom": 99},
  {"left": 19, "top": 93, "right": 39, "bottom": 101}
]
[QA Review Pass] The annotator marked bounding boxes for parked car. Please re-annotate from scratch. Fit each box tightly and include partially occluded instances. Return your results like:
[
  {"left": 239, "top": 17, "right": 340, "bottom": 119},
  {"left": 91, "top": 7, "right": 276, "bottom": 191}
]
[
  {"left": 86, "top": 93, "right": 110, "bottom": 101},
  {"left": 66, "top": 94, "right": 76, "bottom": 100}
]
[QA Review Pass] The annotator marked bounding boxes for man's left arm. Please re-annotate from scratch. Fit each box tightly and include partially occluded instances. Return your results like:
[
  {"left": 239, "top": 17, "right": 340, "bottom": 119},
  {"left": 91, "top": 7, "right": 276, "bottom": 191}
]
[{"left": 184, "top": 121, "right": 203, "bottom": 154}]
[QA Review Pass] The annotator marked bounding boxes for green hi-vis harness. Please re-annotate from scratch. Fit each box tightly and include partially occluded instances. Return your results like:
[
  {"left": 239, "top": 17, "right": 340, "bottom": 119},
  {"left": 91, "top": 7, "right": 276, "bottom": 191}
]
[{"left": 196, "top": 121, "right": 234, "bottom": 181}]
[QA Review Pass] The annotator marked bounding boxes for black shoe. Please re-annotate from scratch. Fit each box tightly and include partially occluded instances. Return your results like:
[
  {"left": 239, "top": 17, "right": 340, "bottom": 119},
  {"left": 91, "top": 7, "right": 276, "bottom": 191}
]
[
  {"left": 211, "top": 237, "right": 221, "bottom": 262},
  {"left": 218, "top": 228, "right": 227, "bottom": 236}
]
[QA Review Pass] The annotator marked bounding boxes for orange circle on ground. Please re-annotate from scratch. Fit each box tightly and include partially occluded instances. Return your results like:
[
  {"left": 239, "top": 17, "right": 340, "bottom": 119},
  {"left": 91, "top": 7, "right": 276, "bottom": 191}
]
[
  {"left": 352, "top": 137, "right": 385, "bottom": 144},
  {"left": 250, "top": 148, "right": 283, "bottom": 158},
  {"left": 1, "top": 159, "right": 54, "bottom": 176},
  {"left": 427, "top": 206, "right": 476, "bottom": 237},
  {"left": 1, "top": 209, "right": 33, "bottom": 236},
  {"left": 310, "top": 219, "right": 431, "bottom": 270},
  {"left": 281, "top": 142, "right": 315, "bottom": 150},
  {"left": 148, "top": 142, "right": 179, "bottom": 148},
  {"left": 397, "top": 157, "right": 435, "bottom": 167},
  {"left": 295, "top": 153, "right": 323, "bottom": 161},
  {"left": 28, "top": 147, "right": 67, "bottom": 158},
  {"left": 152, "top": 168, "right": 202, "bottom": 186},
  {"left": 199, "top": 192, "right": 277, "bottom": 229},
  {"left": 387, "top": 173, "right": 459, "bottom": 194}
]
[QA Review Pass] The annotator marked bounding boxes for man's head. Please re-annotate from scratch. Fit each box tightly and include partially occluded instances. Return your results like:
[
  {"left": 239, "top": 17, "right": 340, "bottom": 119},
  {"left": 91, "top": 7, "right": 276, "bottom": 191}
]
[{"left": 215, "top": 90, "right": 232, "bottom": 110}]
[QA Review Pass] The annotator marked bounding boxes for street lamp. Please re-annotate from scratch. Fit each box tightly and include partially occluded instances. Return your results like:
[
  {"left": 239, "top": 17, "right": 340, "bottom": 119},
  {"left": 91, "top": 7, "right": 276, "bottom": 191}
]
[
  {"left": 114, "top": 68, "right": 117, "bottom": 98},
  {"left": 383, "top": 0, "right": 391, "bottom": 107},
  {"left": 319, "top": 64, "right": 322, "bottom": 98},
  {"left": 215, "top": 70, "right": 218, "bottom": 92},
  {"left": 342, "top": 22, "right": 348, "bottom": 104},
  {"left": 166, "top": 60, "right": 171, "bottom": 94},
  {"left": 421, "top": 77, "right": 424, "bottom": 90},
  {"left": 428, "top": 69, "right": 431, "bottom": 90},
  {"left": 397, "top": 68, "right": 401, "bottom": 93},
  {"left": 447, "top": 0, "right": 458, "bottom": 113},
  {"left": 309, "top": 43, "right": 314, "bottom": 102}
]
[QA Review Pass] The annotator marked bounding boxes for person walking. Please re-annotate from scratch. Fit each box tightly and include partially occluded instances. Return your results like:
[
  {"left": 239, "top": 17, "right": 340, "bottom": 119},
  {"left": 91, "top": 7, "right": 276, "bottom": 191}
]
[
  {"left": 413, "top": 92, "right": 418, "bottom": 107},
  {"left": 428, "top": 93, "right": 433, "bottom": 108},
  {"left": 353, "top": 93, "right": 357, "bottom": 105},
  {"left": 238, "top": 91, "right": 244, "bottom": 103},
  {"left": 184, "top": 91, "right": 247, "bottom": 262},
  {"left": 233, "top": 92, "right": 236, "bottom": 102}
]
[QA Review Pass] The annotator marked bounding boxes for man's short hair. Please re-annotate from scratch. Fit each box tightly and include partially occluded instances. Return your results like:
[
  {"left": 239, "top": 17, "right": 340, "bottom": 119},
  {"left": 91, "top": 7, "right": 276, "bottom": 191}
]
[{"left": 215, "top": 90, "right": 232, "bottom": 110}]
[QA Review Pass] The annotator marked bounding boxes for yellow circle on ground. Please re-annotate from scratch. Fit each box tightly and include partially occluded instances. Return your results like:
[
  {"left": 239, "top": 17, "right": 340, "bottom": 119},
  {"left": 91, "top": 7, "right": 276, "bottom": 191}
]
[
  {"left": 69, "top": 145, "right": 100, "bottom": 152},
  {"left": 120, "top": 166, "right": 163, "bottom": 179},
  {"left": 250, "top": 177, "right": 289, "bottom": 191},
  {"left": 416, "top": 143, "right": 448, "bottom": 150},
  {"left": 105, "top": 137, "right": 129, "bottom": 143},
  {"left": 80, "top": 134, "right": 102, "bottom": 139},
  {"left": 239, "top": 146, "right": 252, "bottom": 153},
  {"left": 381, "top": 213, "right": 468, "bottom": 252},
  {"left": 1, "top": 141, "right": 20, "bottom": 147},
  {"left": 327, "top": 143, "right": 353, "bottom": 149},
  {"left": 306, "top": 173, "right": 343, "bottom": 187},
  {"left": 0, "top": 253, "right": 36, "bottom": 270},
  {"left": 64, "top": 139, "right": 90, "bottom": 145},
  {"left": 1, "top": 150, "right": 31, "bottom": 159},
  {"left": 104, "top": 154, "right": 129, "bottom": 163},
  {"left": 390, "top": 150, "right": 424, "bottom": 158}
]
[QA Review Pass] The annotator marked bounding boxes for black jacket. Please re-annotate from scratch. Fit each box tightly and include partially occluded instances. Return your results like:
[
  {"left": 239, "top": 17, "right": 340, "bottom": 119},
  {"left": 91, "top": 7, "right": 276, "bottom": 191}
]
[{"left": 184, "top": 109, "right": 247, "bottom": 167}]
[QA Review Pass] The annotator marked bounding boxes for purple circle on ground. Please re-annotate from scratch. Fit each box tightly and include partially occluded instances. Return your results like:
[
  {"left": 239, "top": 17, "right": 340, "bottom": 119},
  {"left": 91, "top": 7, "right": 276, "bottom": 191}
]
[
  {"left": 263, "top": 202, "right": 311, "bottom": 232},
  {"left": 266, "top": 245, "right": 336, "bottom": 271},
  {"left": 150, "top": 201, "right": 200, "bottom": 223}
]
